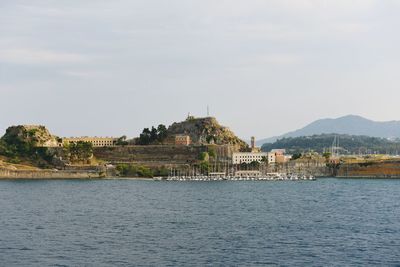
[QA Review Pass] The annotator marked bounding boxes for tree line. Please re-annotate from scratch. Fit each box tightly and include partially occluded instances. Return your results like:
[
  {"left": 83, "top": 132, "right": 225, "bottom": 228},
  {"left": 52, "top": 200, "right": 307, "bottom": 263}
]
[
  {"left": 261, "top": 134, "right": 400, "bottom": 155},
  {"left": 138, "top": 124, "right": 168, "bottom": 145}
]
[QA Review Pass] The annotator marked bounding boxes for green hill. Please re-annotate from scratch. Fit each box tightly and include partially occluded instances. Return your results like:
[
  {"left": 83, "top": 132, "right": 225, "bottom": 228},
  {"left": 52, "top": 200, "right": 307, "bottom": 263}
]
[
  {"left": 137, "top": 116, "right": 248, "bottom": 150},
  {"left": 167, "top": 117, "right": 247, "bottom": 148},
  {"left": 0, "top": 125, "right": 59, "bottom": 167},
  {"left": 261, "top": 134, "right": 400, "bottom": 155},
  {"left": 258, "top": 115, "right": 400, "bottom": 145}
]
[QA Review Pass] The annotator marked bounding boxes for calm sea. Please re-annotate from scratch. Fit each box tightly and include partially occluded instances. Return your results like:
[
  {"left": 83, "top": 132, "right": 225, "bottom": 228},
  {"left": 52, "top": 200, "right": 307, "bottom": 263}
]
[{"left": 1, "top": 178, "right": 400, "bottom": 266}]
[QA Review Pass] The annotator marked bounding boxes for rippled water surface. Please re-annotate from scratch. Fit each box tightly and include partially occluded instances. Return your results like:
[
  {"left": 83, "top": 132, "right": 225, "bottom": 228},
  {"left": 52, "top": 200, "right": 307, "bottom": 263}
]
[{"left": 1, "top": 178, "right": 400, "bottom": 266}]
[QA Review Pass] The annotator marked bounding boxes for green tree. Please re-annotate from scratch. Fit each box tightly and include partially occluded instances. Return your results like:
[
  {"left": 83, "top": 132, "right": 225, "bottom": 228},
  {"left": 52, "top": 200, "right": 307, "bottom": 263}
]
[
  {"left": 208, "top": 147, "right": 216, "bottom": 158},
  {"left": 139, "top": 125, "right": 169, "bottom": 145},
  {"left": 150, "top": 127, "right": 158, "bottom": 142},
  {"left": 249, "top": 161, "right": 260, "bottom": 170},
  {"left": 199, "top": 152, "right": 210, "bottom": 161},
  {"left": 291, "top": 153, "right": 302, "bottom": 160},
  {"left": 67, "top": 141, "right": 93, "bottom": 163},
  {"left": 200, "top": 161, "right": 210, "bottom": 175},
  {"left": 240, "top": 162, "right": 248, "bottom": 170},
  {"left": 116, "top": 164, "right": 154, "bottom": 177},
  {"left": 116, "top": 135, "right": 128, "bottom": 146},
  {"left": 157, "top": 124, "right": 168, "bottom": 142},
  {"left": 323, "top": 152, "right": 332, "bottom": 161},
  {"left": 139, "top": 128, "right": 151, "bottom": 145},
  {"left": 261, "top": 156, "right": 268, "bottom": 164}
]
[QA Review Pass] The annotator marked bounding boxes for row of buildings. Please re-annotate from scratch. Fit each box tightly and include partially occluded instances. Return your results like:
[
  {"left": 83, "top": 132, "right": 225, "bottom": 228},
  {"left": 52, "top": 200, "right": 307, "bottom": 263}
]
[
  {"left": 232, "top": 137, "right": 290, "bottom": 165},
  {"left": 232, "top": 150, "right": 289, "bottom": 165},
  {"left": 62, "top": 137, "right": 117, "bottom": 147},
  {"left": 53, "top": 135, "right": 192, "bottom": 148},
  {"left": 56, "top": 135, "right": 287, "bottom": 165}
]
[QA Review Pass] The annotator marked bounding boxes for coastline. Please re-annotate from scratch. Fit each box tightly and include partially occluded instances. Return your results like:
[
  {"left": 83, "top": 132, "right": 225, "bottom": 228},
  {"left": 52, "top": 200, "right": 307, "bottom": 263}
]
[
  {"left": 3, "top": 168, "right": 400, "bottom": 180},
  {"left": 336, "top": 176, "right": 400, "bottom": 179},
  {"left": 0, "top": 169, "right": 105, "bottom": 179},
  {"left": 0, "top": 168, "right": 157, "bottom": 180}
]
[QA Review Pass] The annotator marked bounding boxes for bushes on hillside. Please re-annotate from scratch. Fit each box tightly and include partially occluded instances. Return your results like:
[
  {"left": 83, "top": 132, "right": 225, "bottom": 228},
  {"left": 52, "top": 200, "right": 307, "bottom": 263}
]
[
  {"left": 64, "top": 141, "right": 93, "bottom": 164},
  {"left": 116, "top": 164, "right": 154, "bottom": 177},
  {"left": 115, "top": 164, "right": 171, "bottom": 178},
  {"left": 0, "top": 134, "right": 54, "bottom": 167}
]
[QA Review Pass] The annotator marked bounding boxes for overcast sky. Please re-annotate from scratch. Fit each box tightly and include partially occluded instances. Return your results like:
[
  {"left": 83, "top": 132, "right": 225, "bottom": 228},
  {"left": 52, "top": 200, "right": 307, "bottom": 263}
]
[{"left": 1, "top": 0, "right": 400, "bottom": 140}]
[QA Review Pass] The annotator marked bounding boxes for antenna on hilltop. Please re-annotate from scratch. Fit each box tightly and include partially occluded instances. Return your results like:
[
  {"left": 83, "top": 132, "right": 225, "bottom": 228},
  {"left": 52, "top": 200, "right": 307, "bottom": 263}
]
[{"left": 207, "top": 105, "right": 210, "bottom": 117}]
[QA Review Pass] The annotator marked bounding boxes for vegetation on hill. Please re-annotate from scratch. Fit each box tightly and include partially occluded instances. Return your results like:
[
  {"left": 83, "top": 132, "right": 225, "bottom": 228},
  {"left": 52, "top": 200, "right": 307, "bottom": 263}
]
[
  {"left": 261, "top": 134, "right": 400, "bottom": 155},
  {"left": 2, "top": 125, "right": 60, "bottom": 147},
  {"left": 167, "top": 117, "right": 248, "bottom": 149},
  {"left": 115, "top": 136, "right": 129, "bottom": 146},
  {"left": 134, "top": 117, "right": 248, "bottom": 150},
  {"left": 0, "top": 125, "right": 94, "bottom": 167},
  {"left": 115, "top": 163, "right": 169, "bottom": 178},
  {"left": 258, "top": 115, "right": 400, "bottom": 145},
  {"left": 0, "top": 125, "right": 58, "bottom": 167},
  {"left": 64, "top": 141, "right": 93, "bottom": 164},
  {"left": 137, "top": 124, "right": 168, "bottom": 145}
]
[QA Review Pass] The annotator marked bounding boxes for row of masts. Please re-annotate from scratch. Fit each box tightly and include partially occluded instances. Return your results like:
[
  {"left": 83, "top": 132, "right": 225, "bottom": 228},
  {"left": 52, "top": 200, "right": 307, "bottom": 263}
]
[
  {"left": 331, "top": 135, "right": 340, "bottom": 158},
  {"left": 167, "top": 161, "right": 318, "bottom": 178},
  {"left": 160, "top": 172, "right": 316, "bottom": 181}
]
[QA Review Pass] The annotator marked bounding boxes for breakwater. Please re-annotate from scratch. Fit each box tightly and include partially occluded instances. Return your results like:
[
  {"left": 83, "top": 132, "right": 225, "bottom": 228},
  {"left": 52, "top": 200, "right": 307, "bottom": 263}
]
[{"left": 0, "top": 169, "right": 105, "bottom": 179}]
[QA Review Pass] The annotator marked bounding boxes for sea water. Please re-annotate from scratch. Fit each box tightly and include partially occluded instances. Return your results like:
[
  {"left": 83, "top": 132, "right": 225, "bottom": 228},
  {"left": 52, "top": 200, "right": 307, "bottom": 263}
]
[{"left": 0, "top": 178, "right": 400, "bottom": 266}]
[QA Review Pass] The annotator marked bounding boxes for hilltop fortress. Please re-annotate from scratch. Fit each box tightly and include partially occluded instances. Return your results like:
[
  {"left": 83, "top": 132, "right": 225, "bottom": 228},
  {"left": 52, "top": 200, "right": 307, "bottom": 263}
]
[
  {"left": 14, "top": 116, "right": 248, "bottom": 149},
  {"left": 0, "top": 116, "right": 252, "bottom": 178}
]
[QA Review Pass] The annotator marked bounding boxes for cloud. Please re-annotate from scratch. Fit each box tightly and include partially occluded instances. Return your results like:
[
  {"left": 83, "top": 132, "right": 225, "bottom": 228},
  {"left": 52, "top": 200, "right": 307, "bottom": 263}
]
[
  {"left": 0, "top": 48, "right": 89, "bottom": 65},
  {"left": 262, "top": 54, "right": 303, "bottom": 65},
  {"left": 61, "top": 70, "right": 104, "bottom": 78},
  {"left": 330, "top": 23, "right": 369, "bottom": 34},
  {"left": 228, "top": 53, "right": 303, "bottom": 72}
]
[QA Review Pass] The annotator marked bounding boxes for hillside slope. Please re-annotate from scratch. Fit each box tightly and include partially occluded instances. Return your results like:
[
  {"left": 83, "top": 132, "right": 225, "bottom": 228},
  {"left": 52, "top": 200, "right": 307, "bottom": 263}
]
[
  {"left": 167, "top": 117, "right": 248, "bottom": 149},
  {"left": 0, "top": 125, "right": 62, "bottom": 168},
  {"left": 2, "top": 125, "right": 60, "bottom": 147},
  {"left": 258, "top": 115, "right": 400, "bottom": 145},
  {"left": 261, "top": 134, "right": 400, "bottom": 155}
]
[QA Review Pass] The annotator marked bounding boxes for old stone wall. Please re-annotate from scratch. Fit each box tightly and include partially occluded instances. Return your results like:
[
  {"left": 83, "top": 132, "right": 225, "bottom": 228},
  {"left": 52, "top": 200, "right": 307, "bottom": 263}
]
[
  {"left": 337, "top": 160, "right": 400, "bottom": 178},
  {"left": 93, "top": 145, "right": 208, "bottom": 165},
  {"left": 261, "top": 161, "right": 332, "bottom": 177},
  {"left": 0, "top": 169, "right": 105, "bottom": 179}
]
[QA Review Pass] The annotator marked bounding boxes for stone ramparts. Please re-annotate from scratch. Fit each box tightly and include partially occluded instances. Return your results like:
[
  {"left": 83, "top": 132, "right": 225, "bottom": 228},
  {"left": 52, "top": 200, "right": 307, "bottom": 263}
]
[
  {"left": 0, "top": 169, "right": 104, "bottom": 179},
  {"left": 93, "top": 145, "right": 207, "bottom": 165},
  {"left": 337, "top": 160, "right": 400, "bottom": 178}
]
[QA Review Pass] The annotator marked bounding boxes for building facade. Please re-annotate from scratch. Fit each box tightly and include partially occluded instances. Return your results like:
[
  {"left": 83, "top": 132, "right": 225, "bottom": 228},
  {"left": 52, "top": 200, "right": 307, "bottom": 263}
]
[
  {"left": 63, "top": 137, "right": 117, "bottom": 147},
  {"left": 233, "top": 152, "right": 270, "bottom": 164},
  {"left": 175, "top": 135, "right": 191, "bottom": 146},
  {"left": 270, "top": 149, "right": 288, "bottom": 163}
]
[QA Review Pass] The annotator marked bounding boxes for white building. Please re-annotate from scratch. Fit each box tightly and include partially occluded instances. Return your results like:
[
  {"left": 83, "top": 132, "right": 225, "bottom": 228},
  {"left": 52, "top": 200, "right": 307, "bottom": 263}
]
[
  {"left": 267, "top": 152, "right": 276, "bottom": 164},
  {"left": 232, "top": 152, "right": 276, "bottom": 164}
]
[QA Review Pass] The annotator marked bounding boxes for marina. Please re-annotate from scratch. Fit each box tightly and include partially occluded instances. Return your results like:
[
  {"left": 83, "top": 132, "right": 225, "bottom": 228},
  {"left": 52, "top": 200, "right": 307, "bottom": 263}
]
[{"left": 155, "top": 173, "right": 316, "bottom": 182}]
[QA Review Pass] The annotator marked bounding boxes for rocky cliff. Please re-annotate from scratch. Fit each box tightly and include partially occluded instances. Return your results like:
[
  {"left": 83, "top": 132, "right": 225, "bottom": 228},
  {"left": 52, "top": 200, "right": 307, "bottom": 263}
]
[
  {"left": 2, "top": 125, "right": 59, "bottom": 147},
  {"left": 167, "top": 117, "right": 248, "bottom": 150},
  {"left": 0, "top": 125, "right": 65, "bottom": 168}
]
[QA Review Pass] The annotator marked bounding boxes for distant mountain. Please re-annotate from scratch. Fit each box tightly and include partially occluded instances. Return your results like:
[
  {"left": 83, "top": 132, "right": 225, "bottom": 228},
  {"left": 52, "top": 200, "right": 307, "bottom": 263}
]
[
  {"left": 258, "top": 115, "right": 400, "bottom": 145},
  {"left": 261, "top": 133, "right": 400, "bottom": 155}
]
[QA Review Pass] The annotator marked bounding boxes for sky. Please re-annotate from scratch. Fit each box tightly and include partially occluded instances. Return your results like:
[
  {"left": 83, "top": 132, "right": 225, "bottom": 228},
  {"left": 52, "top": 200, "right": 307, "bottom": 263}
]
[{"left": 1, "top": 0, "right": 400, "bottom": 140}]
